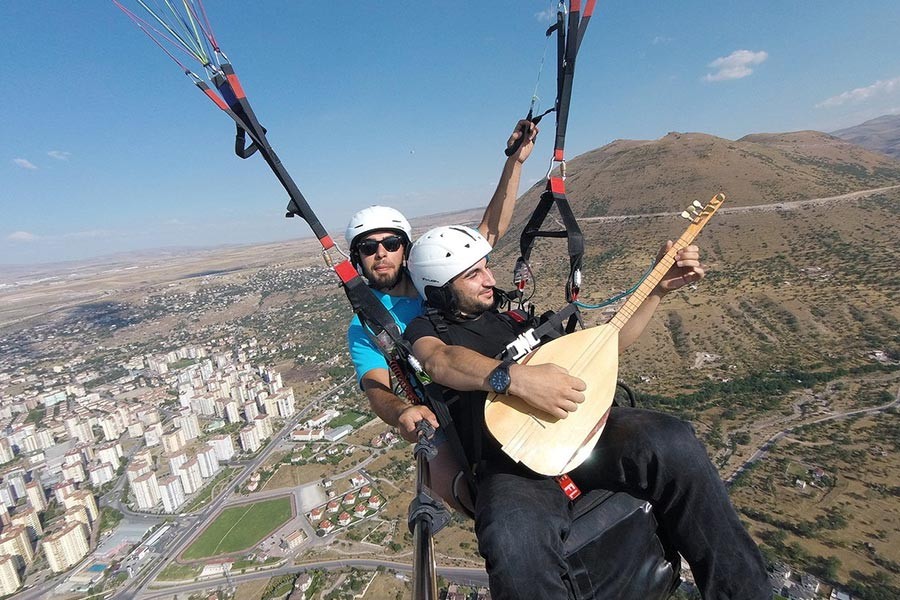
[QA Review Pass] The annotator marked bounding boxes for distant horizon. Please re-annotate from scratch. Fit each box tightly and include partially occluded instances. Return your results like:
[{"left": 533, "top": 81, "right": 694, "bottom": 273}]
[
  {"left": 6, "top": 0, "right": 899, "bottom": 265},
  {"left": 4, "top": 117, "right": 899, "bottom": 273}
]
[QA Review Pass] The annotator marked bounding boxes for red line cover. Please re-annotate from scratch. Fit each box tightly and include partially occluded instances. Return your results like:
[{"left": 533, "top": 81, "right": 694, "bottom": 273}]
[
  {"left": 549, "top": 177, "right": 566, "bottom": 195},
  {"left": 334, "top": 260, "right": 358, "bottom": 284},
  {"left": 203, "top": 89, "right": 228, "bottom": 111},
  {"left": 226, "top": 73, "right": 246, "bottom": 99}
]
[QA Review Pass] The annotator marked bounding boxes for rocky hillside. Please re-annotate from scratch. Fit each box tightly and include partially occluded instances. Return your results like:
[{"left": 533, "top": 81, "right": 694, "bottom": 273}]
[
  {"left": 508, "top": 130, "right": 900, "bottom": 222},
  {"left": 832, "top": 114, "right": 900, "bottom": 159}
]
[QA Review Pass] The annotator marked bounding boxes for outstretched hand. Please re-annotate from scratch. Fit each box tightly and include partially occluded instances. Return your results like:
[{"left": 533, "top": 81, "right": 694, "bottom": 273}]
[{"left": 656, "top": 242, "right": 705, "bottom": 293}]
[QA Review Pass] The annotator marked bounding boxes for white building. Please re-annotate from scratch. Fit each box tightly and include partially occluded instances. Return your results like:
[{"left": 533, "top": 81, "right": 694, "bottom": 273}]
[
  {"left": 0, "top": 526, "right": 33, "bottom": 569},
  {"left": 61, "top": 462, "right": 86, "bottom": 484},
  {"left": 177, "top": 458, "right": 203, "bottom": 495},
  {"left": 196, "top": 445, "right": 219, "bottom": 479},
  {"left": 143, "top": 422, "right": 164, "bottom": 447},
  {"left": 161, "top": 428, "right": 186, "bottom": 454},
  {"left": 126, "top": 460, "right": 151, "bottom": 484},
  {"left": 63, "top": 489, "right": 99, "bottom": 523},
  {"left": 254, "top": 414, "right": 273, "bottom": 440},
  {"left": 43, "top": 521, "right": 89, "bottom": 573},
  {"left": 239, "top": 426, "right": 261, "bottom": 453},
  {"left": 0, "top": 439, "right": 14, "bottom": 463},
  {"left": 25, "top": 482, "right": 47, "bottom": 512},
  {"left": 275, "top": 390, "right": 296, "bottom": 418},
  {"left": 10, "top": 506, "right": 42, "bottom": 540},
  {"left": 89, "top": 462, "right": 116, "bottom": 488},
  {"left": 96, "top": 442, "right": 123, "bottom": 468},
  {"left": 64, "top": 418, "right": 94, "bottom": 444},
  {"left": 132, "top": 472, "right": 160, "bottom": 510},
  {"left": 0, "top": 554, "right": 22, "bottom": 595},
  {"left": 208, "top": 434, "right": 235, "bottom": 462},
  {"left": 307, "top": 409, "right": 339, "bottom": 429},
  {"left": 166, "top": 451, "right": 188, "bottom": 475},
  {"left": 159, "top": 476, "right": 185, "bottom": 513},
  {"left": 177, "top": 412, "right": 201, "bottom": 441}
]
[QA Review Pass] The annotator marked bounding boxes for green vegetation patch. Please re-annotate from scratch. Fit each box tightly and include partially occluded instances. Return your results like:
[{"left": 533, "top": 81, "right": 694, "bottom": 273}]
[
  {"left": 182, "top": 497, "right": 292, "bottom": 560},
  {"left": 98, "top": 507, "right": 124, "bottom": 534},
  {"left": 327, "top": 409, "right": 371, "bottom": 429},
  {"left": 157, "top": 562, "right": 202, "bottom": 581}
]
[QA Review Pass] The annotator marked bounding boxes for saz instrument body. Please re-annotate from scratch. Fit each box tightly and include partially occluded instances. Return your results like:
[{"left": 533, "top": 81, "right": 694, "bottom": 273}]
[{"left": 485, "top": 193, "right": 725, "bottom": 476}]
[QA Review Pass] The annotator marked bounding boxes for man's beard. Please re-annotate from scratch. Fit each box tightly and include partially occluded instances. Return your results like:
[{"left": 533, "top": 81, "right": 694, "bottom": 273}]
[
  {"left": 453, "top": 288, "right": 494, "bottom": 316},
  {"left": 366, "top": 265, "right": 404, "bottom": 291}
]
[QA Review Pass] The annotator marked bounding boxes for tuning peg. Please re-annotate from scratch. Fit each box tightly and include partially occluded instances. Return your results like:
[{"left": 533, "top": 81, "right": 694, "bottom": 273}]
[
  {"left": 680, "top": 211, "right": 692, "bottom": 220},
  {"left": 692, "top": 200, "right": 704, "bottom": 209}
]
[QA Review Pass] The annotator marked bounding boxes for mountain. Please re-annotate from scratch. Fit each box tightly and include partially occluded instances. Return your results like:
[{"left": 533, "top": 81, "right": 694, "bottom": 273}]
[
  {"left": 831, "top": 114, "right": 900, "bottom": 159},
  {"left": 509, "top": 130, "right": 900, "bottom": 221}
]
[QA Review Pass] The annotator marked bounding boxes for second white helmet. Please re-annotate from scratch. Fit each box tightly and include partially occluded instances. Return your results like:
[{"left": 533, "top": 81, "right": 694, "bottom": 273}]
[
  {"left": 407, "top": 225, "right": 492, "bottom": 300},
  {"left": 344, "top": 206, "right": 412, "bottom": 248}
]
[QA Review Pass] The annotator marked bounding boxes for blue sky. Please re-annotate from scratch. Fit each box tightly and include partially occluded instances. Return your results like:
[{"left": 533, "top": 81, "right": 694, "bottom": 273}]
[{"left": 3, "top": 1, "right": 899, "bottom": 266}]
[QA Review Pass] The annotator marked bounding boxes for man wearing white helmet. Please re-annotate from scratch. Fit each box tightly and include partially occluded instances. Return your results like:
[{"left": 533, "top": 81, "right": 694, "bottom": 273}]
[
  {"left": 403, "top": 225, "right": 770, "bottom": 600},
  {"left": 345, "top": 122, "right": 538, "bottom": 508}
]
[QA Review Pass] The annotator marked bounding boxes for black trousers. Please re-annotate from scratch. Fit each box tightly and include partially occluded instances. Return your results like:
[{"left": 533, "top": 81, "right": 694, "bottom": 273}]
[{"left": 474, "top": 407, "right": 772, "bottom": 600}]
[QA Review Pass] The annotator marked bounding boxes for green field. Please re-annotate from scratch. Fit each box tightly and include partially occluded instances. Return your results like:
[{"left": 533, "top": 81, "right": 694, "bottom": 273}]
[{"left": 182, "top": 497, "right": 292, "bottom": 560}]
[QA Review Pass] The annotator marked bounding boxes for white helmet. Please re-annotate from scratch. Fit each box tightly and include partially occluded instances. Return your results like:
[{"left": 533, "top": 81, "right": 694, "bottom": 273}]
[
  {"left": 407, "top": 225, "right": 492, "bottom": 300},
  {"left": 344, "top": 206, "right": 412, "bottom": 248}
]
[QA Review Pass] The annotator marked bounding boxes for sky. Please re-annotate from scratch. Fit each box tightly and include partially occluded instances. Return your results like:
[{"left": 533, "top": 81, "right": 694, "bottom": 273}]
[{"left": 2, "top": 1, "right": 899, "bottom": 267}]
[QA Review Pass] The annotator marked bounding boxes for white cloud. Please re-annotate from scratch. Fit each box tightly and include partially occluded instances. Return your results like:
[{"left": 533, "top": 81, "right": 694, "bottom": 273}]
[
  {"left": 652, "top": 36, "right": 673, "bottom": 45},
  {"left": 13, "top": 158, "right": 37, "bottom": 170},
  {"left": 816, "top": 76, "right": 900, "bottom": 108},
  {"left": 7, "top": 231, "right": 38, "bottom": 242},
  {"left": 47, "top": 150, "right": 71, "bottom": 161},
  {"left": 703, "top": 50, "right": 768, "bottom": 82},
  {"left": 535, "top": 7, "right": 556, "bottom": 22}
]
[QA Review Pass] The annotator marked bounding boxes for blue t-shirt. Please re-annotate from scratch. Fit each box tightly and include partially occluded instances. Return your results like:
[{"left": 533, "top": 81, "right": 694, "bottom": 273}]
[{"left": 347, "top": 289, "right": 424, "bottom": 386}]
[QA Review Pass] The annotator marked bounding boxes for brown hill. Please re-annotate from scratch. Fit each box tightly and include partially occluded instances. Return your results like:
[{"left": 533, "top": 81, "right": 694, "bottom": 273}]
[
  {"left": 508, "top": 130, "right": 900, "bottom": 222},
  {"left": 831, "top": 113, "right": 900, "bottom": 159}
]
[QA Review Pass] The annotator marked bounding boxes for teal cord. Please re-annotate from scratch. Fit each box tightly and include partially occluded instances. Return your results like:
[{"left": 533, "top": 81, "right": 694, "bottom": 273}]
[{"left": 574, "top": 260, "right": 655, "bottom": 310}]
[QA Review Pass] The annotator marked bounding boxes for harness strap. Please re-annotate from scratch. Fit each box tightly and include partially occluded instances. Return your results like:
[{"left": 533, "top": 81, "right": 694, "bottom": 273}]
[
  {"left": 514, "top": 1, "right": 596, "bottom": 304},
  {"left": 518, "top": 177, "right": 584, "bottom": 304}
]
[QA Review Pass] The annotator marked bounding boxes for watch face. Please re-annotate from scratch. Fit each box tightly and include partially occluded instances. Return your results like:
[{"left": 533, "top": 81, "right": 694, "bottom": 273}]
[{"left": 490, "top": 367, "right": 511, "bottom": 394}]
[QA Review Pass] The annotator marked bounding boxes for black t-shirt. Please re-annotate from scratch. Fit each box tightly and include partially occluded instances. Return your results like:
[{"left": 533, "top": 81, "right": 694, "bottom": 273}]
[{"left": 405, "top": 309, "right": 533, "bottom": 473}]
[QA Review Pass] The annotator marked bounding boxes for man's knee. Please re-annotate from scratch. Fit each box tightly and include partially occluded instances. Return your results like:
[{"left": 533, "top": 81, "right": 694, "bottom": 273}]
[{"left": 609, "top": 408, "right": 705, "bottom": 459}]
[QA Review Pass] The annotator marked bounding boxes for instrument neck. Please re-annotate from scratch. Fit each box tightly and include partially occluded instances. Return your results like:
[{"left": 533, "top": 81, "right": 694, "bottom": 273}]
[{"left": 609, "top": 237, "right": 690, "bottom": 331}]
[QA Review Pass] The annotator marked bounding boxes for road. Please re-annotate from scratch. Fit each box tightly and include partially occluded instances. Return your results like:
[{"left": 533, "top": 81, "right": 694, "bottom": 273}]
[
  {"left": 726, "top": 382, "right": 900, "bottom": 485},
  {"left": 578, "top": 184, "right": 900, "bottom": 224},
  {"left": 137, "top": 559, "right": 488, "bottom": 600}
]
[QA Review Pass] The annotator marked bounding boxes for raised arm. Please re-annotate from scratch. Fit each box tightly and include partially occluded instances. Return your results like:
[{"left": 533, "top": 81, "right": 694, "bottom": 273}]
[{"left": 478, "top": 120, "right": 538, "bottom": 246}]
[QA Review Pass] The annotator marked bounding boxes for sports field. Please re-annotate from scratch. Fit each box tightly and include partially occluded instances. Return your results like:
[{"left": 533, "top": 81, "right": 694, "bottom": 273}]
[{"left": 182, "top": 497, "right": 292, "bottom": 560}]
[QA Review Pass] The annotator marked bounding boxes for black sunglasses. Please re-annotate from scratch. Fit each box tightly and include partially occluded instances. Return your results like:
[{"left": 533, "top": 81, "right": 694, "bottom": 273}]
[{"left": 356, "top": 235, "right": 405, "bottom": 256}]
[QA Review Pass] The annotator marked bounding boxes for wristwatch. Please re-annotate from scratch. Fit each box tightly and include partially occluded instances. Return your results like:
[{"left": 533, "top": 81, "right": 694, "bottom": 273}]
[{"left": 488, "top": 359, "right": 514, "bottom": 394}]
